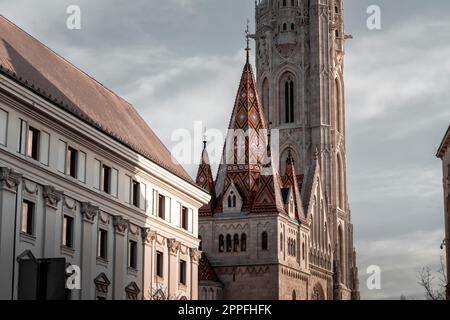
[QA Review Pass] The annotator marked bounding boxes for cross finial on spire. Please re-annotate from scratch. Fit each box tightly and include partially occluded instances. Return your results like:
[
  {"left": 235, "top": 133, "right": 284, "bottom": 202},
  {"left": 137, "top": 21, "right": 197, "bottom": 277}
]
[
  {"left": 203, "top": 130, "right": 207, "bottom": 150},
  {"left": 245, "top": 19, "right": 251, "bottom": 63}
]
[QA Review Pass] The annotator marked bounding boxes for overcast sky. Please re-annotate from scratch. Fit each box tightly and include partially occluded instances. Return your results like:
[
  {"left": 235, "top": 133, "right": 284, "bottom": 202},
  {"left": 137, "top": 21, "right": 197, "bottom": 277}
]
[{"left": 1, "top": 0, "right": 449, "bottom": 300}]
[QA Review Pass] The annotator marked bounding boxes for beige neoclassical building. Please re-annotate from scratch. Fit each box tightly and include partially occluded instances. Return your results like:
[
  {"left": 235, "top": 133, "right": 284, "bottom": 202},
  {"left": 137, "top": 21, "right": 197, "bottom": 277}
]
[
  {"left": 437, "top": 125, "right": 450, "bottom": 300},
  {"left": 0, "top": 16, "right": 209, "bottom": 300}
]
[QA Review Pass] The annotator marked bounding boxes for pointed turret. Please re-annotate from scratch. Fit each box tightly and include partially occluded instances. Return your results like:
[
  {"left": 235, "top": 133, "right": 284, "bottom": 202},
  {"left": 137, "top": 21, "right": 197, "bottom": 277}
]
[
  {"left": 195, "top": 139, "right": 216, "bottom": 216},
  {"left": 215, "top": 51, "right": 284, "bottom": 214},
  {"left": 281, "top": 149, "right": 306, "bottom": 220}
]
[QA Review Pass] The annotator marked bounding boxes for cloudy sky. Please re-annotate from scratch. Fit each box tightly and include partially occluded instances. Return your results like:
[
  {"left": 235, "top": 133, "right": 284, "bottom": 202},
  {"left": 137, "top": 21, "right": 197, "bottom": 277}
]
[{"left": 1, "top": 0, "right": 449, "bottom": 299}]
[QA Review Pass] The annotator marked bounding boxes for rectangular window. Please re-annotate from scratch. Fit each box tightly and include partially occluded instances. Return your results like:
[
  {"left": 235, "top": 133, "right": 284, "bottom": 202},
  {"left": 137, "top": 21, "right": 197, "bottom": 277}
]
[
  {"left": 0, "top": 108, "right": 8, "bottom": 146},
  {"left": 62, "top": 215, "right": 74, "bottom": 248},
  {"left": 158, "top": 194, "right": 166, "bottom": 219},
  {"left": 102, "top": 164, "right": 111, "bottom": 194},
  {"left": 156, "top": 251, "right": 163, "bottom": 277},
  {"left": 132, "top": 180, "right": 140, "bottom": 207},
  {"left": 21, "top": 200, "right": 35, "bottom": 236},
  {"left": 67, "top": 147, "right": 78, "bottom": 178},
  {"left": 27, "top": 126, "right": 40, "bottom": 160},
  {"left": 129, "top": 240, "right": 138, "bottom": 269},
  {"left": 181, "top": 206, "right": 189, "bottom": 231},
  {"left": 179, "top": 260, "right": 187, "bottom": 285},
  {"left": 98, "top": 229, "right": 108, "bottom": 260}
]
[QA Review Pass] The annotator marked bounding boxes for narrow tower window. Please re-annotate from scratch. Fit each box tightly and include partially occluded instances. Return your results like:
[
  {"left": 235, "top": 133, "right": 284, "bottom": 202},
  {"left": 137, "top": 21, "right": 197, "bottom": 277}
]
[{"left": 283, "top": 76, "right": 295, "bottom": 124}]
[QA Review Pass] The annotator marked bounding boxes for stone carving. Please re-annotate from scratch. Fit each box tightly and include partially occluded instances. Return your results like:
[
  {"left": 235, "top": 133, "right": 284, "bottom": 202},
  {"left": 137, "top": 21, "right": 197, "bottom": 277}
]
[
  {"left": 0, "top": 167, "right": 22, "bottom": 190},
  {"left": 190, "top": 248, "right": 202, "bottom": 263},
  {"left": 142, "top": 228, "right": 157, "bottom": 244},
  {"left": 167, "top": 239, "right": 181, "bottom": 255},
  {"left": 94, "top": 273, "right": 111, "bottom": 294},
  {"left": 113, "top": 216, "right": 129, "bottom": 234},
  {"left": 80, "top": 202, "right": 99, "bottom": 223},
  {"left": 43, "top": 185, "right": 63, "bottom": 207}
]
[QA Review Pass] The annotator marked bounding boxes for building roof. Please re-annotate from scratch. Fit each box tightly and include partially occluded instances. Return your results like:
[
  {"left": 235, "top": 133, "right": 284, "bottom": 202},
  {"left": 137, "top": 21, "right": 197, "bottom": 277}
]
[
  {"left": 0, "top": 15, "right": 194, "bottom": 183},
  {"left": 437, "top": 124, "right": 450, "bottom": 159},
  {"left": 195, "top": 143, "right": 216, "bottom": 216},
  {"left": 198, "top": 253, "right": 222, "bottom": 284}
]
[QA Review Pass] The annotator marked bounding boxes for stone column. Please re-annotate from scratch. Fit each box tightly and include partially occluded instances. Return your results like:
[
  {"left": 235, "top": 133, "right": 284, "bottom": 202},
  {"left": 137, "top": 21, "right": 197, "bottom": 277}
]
[
  {"left": 189, "top": 248, "right": 201, "bottom": 300},
  {"left": 42, "top": 186, "right": 63, "bottom": 258},
  {"left": 167, "top": 239, "right": 181, "bottom": 298},
  {"left": 80, "top": 202, "right": 99, "bottom": 300},
  {"left": 142, "top": 228, "right": 157, "bottom": 300},
  {"left": 0, "top": 167, "right": 22, "bottom": 300},
  {"left": 113, "top": 216, "right": 128, "bottom": 300}
]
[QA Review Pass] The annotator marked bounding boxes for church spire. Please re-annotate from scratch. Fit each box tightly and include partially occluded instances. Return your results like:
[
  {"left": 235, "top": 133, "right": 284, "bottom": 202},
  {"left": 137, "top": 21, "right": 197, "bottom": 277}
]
[{"left": 195, "top": 138, "right": 216, "bottom": 216}]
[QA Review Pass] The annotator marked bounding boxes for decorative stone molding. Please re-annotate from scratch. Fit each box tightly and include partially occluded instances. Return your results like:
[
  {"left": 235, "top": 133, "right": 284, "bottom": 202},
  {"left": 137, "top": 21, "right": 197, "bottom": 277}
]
[
  {"left": 129, "top": 224, "right": 140, "bottom": 236},
  {"left": 113, "top": 215, "right": 129, "bottom": 235},
  {"left": 80, "top": 202, "right": 99, "bottom": 224},
  {"left": 63, "top": 196, "right": 77, "bottom": 211},
  {"left": 125, "top": 282, "right": 141, "bottom": 300},
  {"left": 43, "top": 185, "right": 63, "bottom": 208},
  {"left": 189, "top": 248, "right": 202, "bottom": 263},
  {"left": 167, "top": 239, "right": 181, "bottom": 255},
  {"left": 142, "top": 228, "right": 157, "bottom": 244},
  {"left": 23, "top": 180, "right": 38, "bottom": 195},
  {"left": 94, "top": 273, "right": 111, "bottom": 294},
  {"left": 0, "top": 167, "right": 22, "bottom": 191}
]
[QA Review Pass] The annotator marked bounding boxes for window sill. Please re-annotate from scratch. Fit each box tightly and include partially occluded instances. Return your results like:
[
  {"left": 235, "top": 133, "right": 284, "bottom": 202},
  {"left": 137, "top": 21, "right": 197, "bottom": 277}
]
[
  {"left": 127, "top": 267, "right": 138, "bottom": 276},
  {"left": 96, "top": 257, "right": 109, "bottom": 267},
  {"left": 20, "top": 232, "right": 36, "bottom": 245},
  {"left": 61, "top": 245, "right": 75, "bottom": 258}
]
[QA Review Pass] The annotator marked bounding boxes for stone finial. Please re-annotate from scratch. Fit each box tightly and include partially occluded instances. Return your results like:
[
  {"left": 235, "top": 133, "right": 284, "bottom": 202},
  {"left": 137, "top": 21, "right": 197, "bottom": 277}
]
[
  {"left": 113, "top": 216, "right": 129, "bottom": 235},
  {"left": 142, "top": 228, "right": 157, "bottom": 244},
  {"left": 167, "top": 239, "right": 181, "bottom": 255},
  {"left": 0, "top": 167, "right": 22, "bottom": 190},
  {"left": 43, "top": 185, "right": 63, "bottom": 207},
  {"left": 189, "top": 248, "right": 202, "bottom": 263},
  {"left": 80, "top": 202, "right": 99, "bottom": 223}
]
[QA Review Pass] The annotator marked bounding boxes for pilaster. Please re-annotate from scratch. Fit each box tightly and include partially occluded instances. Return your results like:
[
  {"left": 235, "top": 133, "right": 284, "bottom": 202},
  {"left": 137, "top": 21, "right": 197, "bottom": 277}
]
[{"left": 80, "top": 202, "right": 99, "bottom": 300}]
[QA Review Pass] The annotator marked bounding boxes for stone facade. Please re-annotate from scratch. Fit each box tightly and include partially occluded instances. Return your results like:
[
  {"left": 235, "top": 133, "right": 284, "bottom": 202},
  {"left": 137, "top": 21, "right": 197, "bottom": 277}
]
[
  {"left": 437, "top": 125, "right": 450, "bottom": 300},
  {"left": 0, "top": 17, "right": 209, "bottom": 300},
  {"left": 197, "top": 0, "right": 358, "bottom": 300}
]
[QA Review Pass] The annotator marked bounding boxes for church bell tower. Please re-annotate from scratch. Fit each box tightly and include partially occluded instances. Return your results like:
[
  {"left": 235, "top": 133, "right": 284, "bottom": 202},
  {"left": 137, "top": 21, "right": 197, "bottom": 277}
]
[{"left": 253, "top": 0, "right": 359, "bottom": 298}]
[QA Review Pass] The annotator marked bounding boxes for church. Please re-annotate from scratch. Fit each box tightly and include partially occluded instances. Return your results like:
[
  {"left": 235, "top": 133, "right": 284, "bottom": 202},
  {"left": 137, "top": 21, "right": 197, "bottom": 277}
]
[{"left": 196, "top": 0, "right": 359, "bottom": 300}]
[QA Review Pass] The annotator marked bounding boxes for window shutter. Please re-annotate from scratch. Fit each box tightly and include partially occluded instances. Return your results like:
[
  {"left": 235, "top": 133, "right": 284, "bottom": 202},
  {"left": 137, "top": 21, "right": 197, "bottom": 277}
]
[
  {"left": 124, "top": 175, "right": 131, "bottom": 204},
  {"left": 166, "top": 196, "right": 171, "bottom": 222},
  {"left": 57, "top": 140, "right": 67, "bottom": 173},
  {"left": 188, "top": 208, "right": 193, "bottom": 233},
  {"left": 78, "top": 151, "right": 86, "bottom": 182},
  {"left": 40, "top": 131, "right": 50, "bottom": 165},
  {"left": 111, "top": 168, "right": 118, "bottom": 198},
  {"left": 139, "top": 183, "right": 147, "bottom": 211},
  {"left": 152, "top": 190, "right": 157, "bottom": 215},
  {"left": 0, "top": 109, "right": 7, "bottom": 146},
  {"left": 93, "top": 159, "right": 101, "bottom": 189},
  {"left": 18, "top": 120, "right": 27, "bottom": 154}
]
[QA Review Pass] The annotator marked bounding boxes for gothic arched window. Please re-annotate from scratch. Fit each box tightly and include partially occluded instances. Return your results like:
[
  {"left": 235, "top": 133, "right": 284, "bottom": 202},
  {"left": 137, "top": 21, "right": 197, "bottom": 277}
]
[
  {"left": 233, "top": 234, "right": 239, "bottom": 252},
  {"left": 262, "top": 78, "right": 269, "bottom": 118},
  {"left": 292, "top": 290, "right": 297, "bottom": 300},
  {"left": 226, "top": 234, "right": 232, "bottom": 252},
  {"left": 280, "top": 74, "right": 295, "bottom": 124},
  {"left": 228, "top": 191, "right": 237, "bottom": 208},
  {"left": 338, "top": 225, "right": 345, "bottom": 282},
  {"left": 280, "top": 233, "right": 283, "bottom": 251},
  {"left": 241, "top": 234, "right": 247, "bottom": 252},
  {"left": 337, "top": 153, "right": 344, "bottom": 209},
  {"left": 219, "top": 235, "right": 224, "bottom": 252},
  {"left": 262, "top": 232, "right": 268, "bottom": 251}
]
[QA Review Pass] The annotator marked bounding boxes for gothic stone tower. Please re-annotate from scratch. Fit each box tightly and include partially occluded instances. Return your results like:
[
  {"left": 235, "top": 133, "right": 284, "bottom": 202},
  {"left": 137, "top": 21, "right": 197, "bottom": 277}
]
[{"left": 253, "top": 0, "right": 358, "bottom": 299}]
